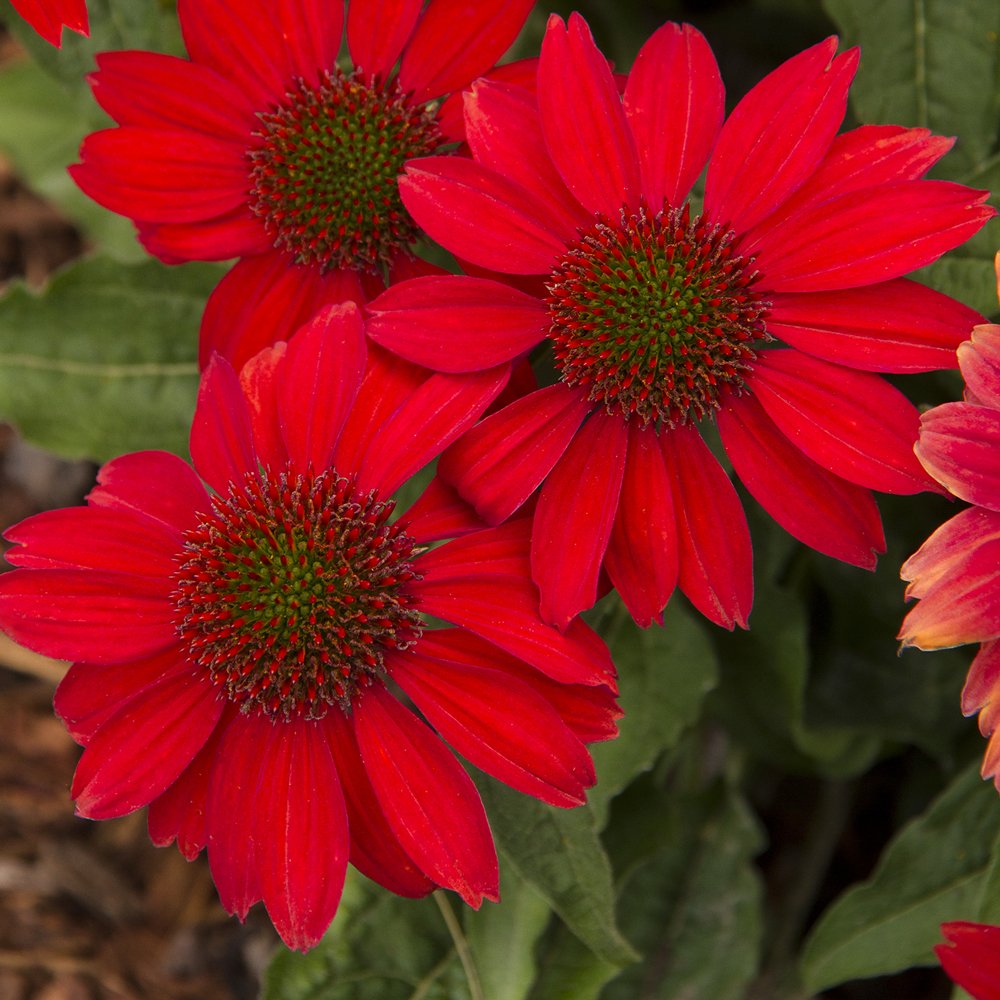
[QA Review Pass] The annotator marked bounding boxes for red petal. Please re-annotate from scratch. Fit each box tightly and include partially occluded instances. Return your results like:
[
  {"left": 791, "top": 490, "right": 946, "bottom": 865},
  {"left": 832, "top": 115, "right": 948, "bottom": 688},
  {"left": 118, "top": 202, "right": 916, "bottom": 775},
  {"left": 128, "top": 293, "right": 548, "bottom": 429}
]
[
  {"left": 357, "top": 366, "right": 509, "bottom": 496},
  {"left": 661, "top": 425, "right": 752, "bottom": 630},
  {"left": 256, "top": 718, "right": 349, "bottom": 952},
  {"left": 718, "top": 391, "right": 884, "bottom": 568},
  {"left": 604, "top": 424, "right": 678, "bottom": 627},
  {"left": 960, "top": 324, "right": 1000, "bottom": 409},
  {"left": 11, "top": 0, "right": 87, "bottom": 44},
  {"left": 238, "top": 343, "right": 287, "bottom": 471},
  {"left": 704, "top": 39, "right": 855, "bottom": 232},
  {"left": 87, "top": 450, "right": 208, "bottom": 539},
  {"left": 205, "top": 712, "right": 268, "bottom": 919},
  {"left": 402, "top": 477, "right": 488, "bottom": 544},
  {"left": 190, "top": 354, "right": 258, "bottom": 497},
  {"left": 324, "top": 710, "right": 435, "bottom": 897},
  {"left": 916, "top": 402, "right": 1000, "bottom": 510},
  {"left": 537, "top": 14, "right": 640, "bottom": 219},
  {"left": 464, "top": 80, "right": 592, "bottom": 236},
  {"left": 532, "top": 411, "right": 628, "bottom": 628},
  {"left": 72, "top": 667, "right": 223, "bottom": 820},
  {"left": 347, "top": 0, "right": 422, "bottom": 78},
  {"left": 199, "top": 251, "right": 368, "bottom": 371},
  {"left": 416, "top": 520, "right": 533, "bottom": 583},
  {"left": 54, "top": 649, "right": 187, "bottom": 745},
  {"left": 277, "top": 304, "right": 367, "bottom": 475},
  {"left": 391, "top": 644, "right": 594, "bottom": 807},
  {"left": 5, "top": 506, "right": 180, "bottom": 576},
  {"left": 937, "top": 921, "right": 1000, "bottom": 999},
  {"left": 72, "top": 128, "right": 247, "bottom": 223},
  {"left": 624, "top": 22, "right": 723, "bottom": 207},
  {"left": 413, "top": 577, "right": 617, "bottom": 688},
  {"left": 136, "top": 209, "right": 270, "bottom": 265},
  {"left": 366, "top": 275, "right": 547, "bottom": 372},
  {"left": 274, "top": 0, "right": 343, "bottom": 91},
  {"left": 148, "top": 715, "right": 231, "bottom": 860},
  {"left": 415, "top": 630, "right": 620, "bottom": 744},
  {"left": 398, "top": 0, "right": 533, "bottom": 103},
  {"left": 903, "top": 508, "right": 1000, "bottom": 600},
  {"left": 438, "top": 385, "right": 591, "bottom": 525},
  {"left": 766, "top": 280, "right": 981, "bottom": 373},
  {"left": 353, "top": 685, "right": 499, "bottom": 906},
  {"left": 0, "top": 569, "right": 175, "bottom": 664},
  {"left": 755, "top": 182, "right": 994, "bottom": 293},
  {"left": 400, "top": 157, "right": 567, "bottom": 274},
  {"left": 749, "top": 350, "right": 936, "bottom": 494},
  {"left": 90, "top": 51, "right": 255, "bottom": 138}
]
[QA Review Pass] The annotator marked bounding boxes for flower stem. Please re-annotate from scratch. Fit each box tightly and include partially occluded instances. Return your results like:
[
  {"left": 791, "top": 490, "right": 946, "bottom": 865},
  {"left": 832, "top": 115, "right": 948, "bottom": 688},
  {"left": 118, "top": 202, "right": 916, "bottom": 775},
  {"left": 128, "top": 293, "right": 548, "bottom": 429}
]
[{"left": 433, "top": 890, "right": 484, "bottom": 1000}]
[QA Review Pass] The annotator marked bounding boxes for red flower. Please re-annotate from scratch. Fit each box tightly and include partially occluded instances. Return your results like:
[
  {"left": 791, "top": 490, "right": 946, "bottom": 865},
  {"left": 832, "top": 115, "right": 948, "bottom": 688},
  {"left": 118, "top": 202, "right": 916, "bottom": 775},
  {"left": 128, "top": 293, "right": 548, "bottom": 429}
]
[
  {"left": 9, "top": 0, "right": 87, "bottom": 46},
  {"left": 937, "top": 922, "right": 1000, "bottom": 1000},
  {"left": 367, "top": 16, "right": 994, "bottom": 630},
  {"left": 69, "top": 0, "right": 534, "bottom": 369},
  {"left": 0, "top": 304, "right": 618, "bottom": 951},
  {"left": 900, "top": 261, "right": 1000, "bottom": 786}
]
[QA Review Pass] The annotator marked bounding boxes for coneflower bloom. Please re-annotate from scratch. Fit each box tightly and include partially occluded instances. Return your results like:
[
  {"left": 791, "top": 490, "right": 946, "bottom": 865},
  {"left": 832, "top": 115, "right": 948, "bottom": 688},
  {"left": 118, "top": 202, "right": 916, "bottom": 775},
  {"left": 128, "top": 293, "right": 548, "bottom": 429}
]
[
  {"left": 900, "top": 270, "right": 1000, "bottom": 787},
  {"left": 0, "top": 304, "right": 619, "bottom": 951},
  {"left": 937, "top": 921, "right": 1000, "bottom": 1000},
  {"left": 9, "top": 0, "right": 87, "bottom": 46},
  {"left": 69, "top": 0, "right": 534, "bottom": 369},
  {"left": 368, "top": 16, "right": 993, "bottom": 630}
]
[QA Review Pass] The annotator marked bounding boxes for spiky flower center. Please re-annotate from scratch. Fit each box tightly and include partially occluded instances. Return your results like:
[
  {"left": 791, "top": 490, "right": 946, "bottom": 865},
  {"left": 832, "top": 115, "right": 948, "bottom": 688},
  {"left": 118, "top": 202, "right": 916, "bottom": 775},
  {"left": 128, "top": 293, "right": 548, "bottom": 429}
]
[
  {"left": 248, "top": 68, "right": 443, "bottom": 274},
  {"left": 546, "top": 202, "right": 768, "bottom": 427},
  {"left": 173, "top": 467, "right": 422, "bottom": 720}
]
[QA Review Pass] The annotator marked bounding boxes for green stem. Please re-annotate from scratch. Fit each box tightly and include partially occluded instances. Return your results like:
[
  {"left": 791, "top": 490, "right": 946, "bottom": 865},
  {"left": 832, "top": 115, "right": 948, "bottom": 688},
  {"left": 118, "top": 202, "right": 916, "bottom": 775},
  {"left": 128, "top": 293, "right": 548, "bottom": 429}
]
[{"left": 433, "top": 890, "right": 484, "bottom": 1000}]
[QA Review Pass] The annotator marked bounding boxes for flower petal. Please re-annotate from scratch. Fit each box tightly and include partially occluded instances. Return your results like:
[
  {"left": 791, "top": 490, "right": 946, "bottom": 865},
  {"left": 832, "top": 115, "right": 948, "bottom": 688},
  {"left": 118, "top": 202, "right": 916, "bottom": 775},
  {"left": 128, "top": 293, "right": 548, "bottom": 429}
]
[
  {"left": 0, "top": 569, "right": 176, "bottom": 664},
  {"left": 748, "top": 350, "right": 936, "bottom": 494},
  {"left": 71, "top": 666, "right": 223, "bottom": 820},
  {"left": 438, "top": 385, "right": 591, "bottom": 525},
  {"left": 190, "top": 354, "right": 258, "bottom": 497},
  {"left": 391, "top": 642, "right": 594, "bottom": 807},
  {"left": 704, "top": 38, "right": 855, "bottom": 232},
  {"left": 532, "top": 410, "right": 628, "bottom": 628},
  {"left": 367, "top": 275, "right": 548, "bottom": 372},
  {"left": 402, "top": 476, "right": 488, "bottom": 544},
  {"left": 398, "top": 0, "right": 534, "bottom": 103},
  {"left": 199, "top": 251, "right": 368, "bottom": 370},
  {"left": 277, "top": 304, "right": 367, "bottom": 475},
  {"left": 624, "top": 22, "right": 723, "bottom": 207},
  {"left": 718, "top": 391, "right": 884, "bottom": 568},
  {"left": 347, "top": 0, "right": 422, "bottom": 78},
  {"left": 537, "top": 13, "right": 640, "bottom": 219},
  {"left": 353, "top": 685, "right": 499, "bottom": 907},
  {"left": 604, "top": 423, "right": 678, "bottom": 627},
  {"left": 416, "top": 520, "right": 533, "bottom": 583},
  {"left": 766, "top": 279, "right": 981, "bottom": 373},
  {"left": 903, "top": 508, "right": 1000, "bottom": 601},
  {"left": 400, "top": 157, "right": 567, "bottom": 274},
  {"left": 357, "top": 366, "right": 509, "bottom": 496},
  {"left": 916, "top": 402, "right": 1000, "bottom": 510},
  {"left": 661, "top": 425, "right": 752, "bottom": 630},
  {"left": 256, "top": 717, "right": 349, "bottom": 952},
  {"left": 960, "top": 324, "right": 1000, "bottom": 409},
  {"left": 137, "top": 209, "right": 270, "bottom": 265}
]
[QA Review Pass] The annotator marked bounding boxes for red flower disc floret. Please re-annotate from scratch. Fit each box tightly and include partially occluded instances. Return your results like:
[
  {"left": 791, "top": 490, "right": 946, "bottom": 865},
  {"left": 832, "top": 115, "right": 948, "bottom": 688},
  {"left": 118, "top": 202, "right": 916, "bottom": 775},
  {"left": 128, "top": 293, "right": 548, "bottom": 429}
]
[
  {"left": 0, "top": 304, "right": 619, "bottom": 952},
  {"left": 367, "top": 15, "right": 995, "bottom": 630}
]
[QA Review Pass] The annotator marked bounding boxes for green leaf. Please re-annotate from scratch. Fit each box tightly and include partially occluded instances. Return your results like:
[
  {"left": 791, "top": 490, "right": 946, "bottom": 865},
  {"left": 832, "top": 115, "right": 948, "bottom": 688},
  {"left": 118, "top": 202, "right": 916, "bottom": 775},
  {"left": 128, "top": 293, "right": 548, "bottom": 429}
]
[
  {"left": 801, "top": 763, "right": 1000, "bottom": 992},
  {"left": 464, "top": 865, "right": 552, "bottom": 1000},
  {"left": 600, "top": 778, "right": 764, "bottom": 1000},
  {"left": 0, "top": 256, "right": 222, "bottom": 461},
  {"left": 823, "top": 0, "right": 1000, "bottom": 315},
  {"left": 475, "top": 777, "right": 638, "bottom": 967},
  {"left": 588, "top": 600, "right": 717, "bottom": 826},
  {"left": 527, "top": 925, "right": 620, "bottom": 1000}
]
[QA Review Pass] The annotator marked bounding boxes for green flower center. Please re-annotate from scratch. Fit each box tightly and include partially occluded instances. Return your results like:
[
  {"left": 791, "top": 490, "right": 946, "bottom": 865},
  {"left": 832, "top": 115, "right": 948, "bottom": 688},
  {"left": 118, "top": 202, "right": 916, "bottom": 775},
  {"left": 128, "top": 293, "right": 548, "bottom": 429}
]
[
  {"left": 173, "top": 467, "right": 422, "bottom": 720},
  {"left": 248, "top": 68, "right": 443, "bottom": 275},
  {"left": 546, "top": 202, "right": 768, "bottom": 427}
]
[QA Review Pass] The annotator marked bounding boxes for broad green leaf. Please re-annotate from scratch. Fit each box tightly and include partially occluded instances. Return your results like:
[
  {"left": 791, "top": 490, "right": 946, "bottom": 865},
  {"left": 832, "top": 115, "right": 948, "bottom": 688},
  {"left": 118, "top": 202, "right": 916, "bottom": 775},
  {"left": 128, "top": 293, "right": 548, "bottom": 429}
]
[
  {"left": 588, "top": 600, "right": 717, "bottom": 826},
  {"left": 527, "top": 925, "right": 620, "bottom": 1000},
  {"left": 801, "top": 763, "right": 1000, "bottom": 992},
  {"left": 263, "top": 873, "right": 470, "bottom": 1000},
  {"left": 475, "top": 777, "right": 638, "bottom": 967},
  {"left": 465, "top": 865, "right": 552, "bottom": 1000},
  {"left": 0, "top": 56, "right": 148, "bottom": 261},
  {"left": 823, "top": 0, "right": 1000, "bottom": 315},
  {"left": 0, "top": 256, "right": 222, "bottom": 461},
  {"left": 600, "top": 778, "right": 764, "bottom": 1000}
]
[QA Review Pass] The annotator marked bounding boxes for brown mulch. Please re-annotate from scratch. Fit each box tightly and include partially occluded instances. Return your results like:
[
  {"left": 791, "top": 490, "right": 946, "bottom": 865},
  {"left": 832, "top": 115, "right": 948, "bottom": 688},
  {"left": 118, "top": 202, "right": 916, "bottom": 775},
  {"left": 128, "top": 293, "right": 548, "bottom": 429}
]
[{"left": 0, "top": 34, "right": 278, "bottom": 1000}]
